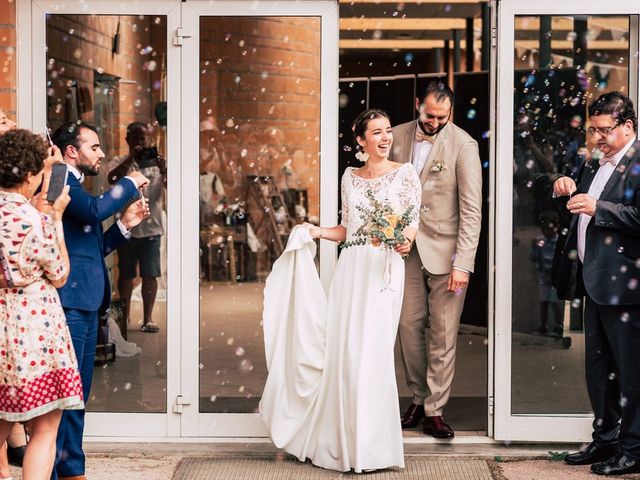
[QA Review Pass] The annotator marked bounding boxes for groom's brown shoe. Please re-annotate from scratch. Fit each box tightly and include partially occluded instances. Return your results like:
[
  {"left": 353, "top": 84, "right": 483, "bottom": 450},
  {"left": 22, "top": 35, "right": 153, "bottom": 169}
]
[
  {"left": 423, "top": 416, "right": 455, "bottom": 438},
  {"left": 401, "top": 404, "right": 425, "bottom": 429},
  {"left": 60, "top": 476, "right": 88, "bottom": 480}
]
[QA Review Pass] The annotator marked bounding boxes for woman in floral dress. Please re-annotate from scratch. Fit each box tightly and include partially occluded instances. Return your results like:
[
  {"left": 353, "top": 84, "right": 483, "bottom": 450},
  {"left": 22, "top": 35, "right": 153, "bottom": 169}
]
[{"left": 0, "top": 129, "right": 83, "bottom": 480}]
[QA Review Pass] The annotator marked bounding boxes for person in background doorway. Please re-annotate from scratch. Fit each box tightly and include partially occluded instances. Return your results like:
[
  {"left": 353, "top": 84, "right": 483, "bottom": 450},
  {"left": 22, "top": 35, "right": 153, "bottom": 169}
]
[
  {"left": 51, "top": 122, "right": 150, "bottom": 480},
  {"left": 108, "top": 122, "right": 166, "bottom": 333},
  {"left": 553, "top": 92, "right": 640, "bottom": 476},
  {"left": 392, "top": 80, "right": 482, "bottom": 438},
  {"left": 529, "top": 211, "right": 564, "bottom": 337},
  {"left": 0, "top": 109, "right": 16, "bottom": 134}
]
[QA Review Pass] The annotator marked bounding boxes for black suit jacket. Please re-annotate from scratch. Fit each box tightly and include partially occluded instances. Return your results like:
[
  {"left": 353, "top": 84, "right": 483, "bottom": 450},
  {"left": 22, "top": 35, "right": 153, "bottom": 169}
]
[{"left": 553, "top": 139, "right": 640, "bottom": 305}]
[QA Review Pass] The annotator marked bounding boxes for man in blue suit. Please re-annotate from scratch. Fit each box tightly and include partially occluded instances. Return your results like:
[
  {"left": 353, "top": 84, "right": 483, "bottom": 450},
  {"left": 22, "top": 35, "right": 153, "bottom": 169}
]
[{"left": 51, "top": 122, "right": 149, "bottom": 480}]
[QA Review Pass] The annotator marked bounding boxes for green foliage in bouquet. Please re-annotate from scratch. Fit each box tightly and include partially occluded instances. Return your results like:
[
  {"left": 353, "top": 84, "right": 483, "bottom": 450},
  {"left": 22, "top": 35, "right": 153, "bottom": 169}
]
[{"left": 341, "top": 189, "right": 415, "bottom": 251}]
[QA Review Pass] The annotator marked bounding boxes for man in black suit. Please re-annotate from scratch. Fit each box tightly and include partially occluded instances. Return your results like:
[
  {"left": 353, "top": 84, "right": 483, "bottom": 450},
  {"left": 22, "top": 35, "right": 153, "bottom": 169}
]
[{"left": 553, "top": 92, "right": 640, "bottom": 476}]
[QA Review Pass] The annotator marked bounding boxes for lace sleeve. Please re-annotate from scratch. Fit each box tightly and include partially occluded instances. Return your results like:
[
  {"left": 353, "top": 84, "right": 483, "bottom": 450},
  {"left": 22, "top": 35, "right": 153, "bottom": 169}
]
[
  {"left": 340, "top": 169, "right": 350, "bottom": 228},
  {"left": 399, "top": 164, "right": 421, "bottom": 229}
]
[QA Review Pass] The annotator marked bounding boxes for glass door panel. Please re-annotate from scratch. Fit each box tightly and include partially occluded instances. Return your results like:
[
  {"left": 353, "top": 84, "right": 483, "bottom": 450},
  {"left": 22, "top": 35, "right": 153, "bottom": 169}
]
[
  {"left": 197, "top": 15, "right": 321, "bottom": 415},
  {"left": 28, "top": 0, "right": 181, "bottom": 437},
  {"left": 495, "top": 0, "right": 640, "bottom": 441},
  {"left": 181, "top": 1, "right": 338, "bottom": 436},
  {"left": 45, "top": 12, "right": 169, "bottom": 413},
  {"left": 511, "top": 15, "right": 631, "bottom": 415}
]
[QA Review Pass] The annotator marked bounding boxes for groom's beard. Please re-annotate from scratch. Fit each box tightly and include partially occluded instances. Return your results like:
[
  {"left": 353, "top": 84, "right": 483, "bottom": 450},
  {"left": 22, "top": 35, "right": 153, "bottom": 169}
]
[
  {"left": 419, "top": 121, "right": 447, "bottom": 136},
  {"left": 77, "top": 162, "right": 100, "bottom": 176}
]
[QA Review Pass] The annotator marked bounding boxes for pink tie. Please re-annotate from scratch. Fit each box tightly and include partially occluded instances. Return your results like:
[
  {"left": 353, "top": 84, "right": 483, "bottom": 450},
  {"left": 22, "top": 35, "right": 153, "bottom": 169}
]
[{"left": 598, "top": 156, "right": 615, "bottom": 166}]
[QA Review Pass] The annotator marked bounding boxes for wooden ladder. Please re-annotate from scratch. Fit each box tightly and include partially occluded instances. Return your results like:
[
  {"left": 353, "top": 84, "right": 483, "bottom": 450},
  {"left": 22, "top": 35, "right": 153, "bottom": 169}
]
[{"left": 245, "top": 175, "right": 294, "bottom": 256}]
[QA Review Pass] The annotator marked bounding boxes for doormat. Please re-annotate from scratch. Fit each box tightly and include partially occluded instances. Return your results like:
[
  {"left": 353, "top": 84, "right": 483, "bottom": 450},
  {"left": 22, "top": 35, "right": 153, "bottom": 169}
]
[{"left": 172, "top": 456, "right": 493, "bottom": 479}]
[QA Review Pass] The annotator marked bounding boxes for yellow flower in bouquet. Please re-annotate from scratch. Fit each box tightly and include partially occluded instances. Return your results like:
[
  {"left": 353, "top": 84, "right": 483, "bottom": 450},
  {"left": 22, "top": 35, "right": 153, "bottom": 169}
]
[
  {"left": 384, "top": 214, "right": 399, "bottom": 229},
  {"left": 382, "top": 225, "right": 395, "bottom": 239}
]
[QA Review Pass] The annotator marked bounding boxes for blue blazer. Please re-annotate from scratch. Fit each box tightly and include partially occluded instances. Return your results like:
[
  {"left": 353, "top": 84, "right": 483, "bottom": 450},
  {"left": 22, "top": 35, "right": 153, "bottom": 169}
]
[{"left": 58, "top": 173, "right": 140, "bottom": 313}]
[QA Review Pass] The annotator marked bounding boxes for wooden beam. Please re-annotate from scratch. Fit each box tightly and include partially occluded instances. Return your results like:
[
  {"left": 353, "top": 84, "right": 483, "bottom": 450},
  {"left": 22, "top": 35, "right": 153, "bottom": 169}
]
[
  {"left": 339, "top": 0, "right": 486, "bottom": 3},
  {"left": 515, "top": 40, "right": 628, "bottom": 50},
  {"left": 515, "top": 17, "right": 628, "bottom": 31},
  {"left": 339, "top": 17, "right": 628, "bottom": 33},
  {"left": 340, "top": 18, "right": 478, "bottom": 31},
  {"left": 340, "top": 39, "right": 464, "bottom": 49},
  {"left": 340, "top": 39, "right": 629, "bottom": 50}
]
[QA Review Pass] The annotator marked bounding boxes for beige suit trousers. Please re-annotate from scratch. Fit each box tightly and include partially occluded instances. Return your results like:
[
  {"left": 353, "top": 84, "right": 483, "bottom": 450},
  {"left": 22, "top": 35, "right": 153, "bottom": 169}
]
[{"left": 398, "top": 247, "right": 466, "bottom": 417}]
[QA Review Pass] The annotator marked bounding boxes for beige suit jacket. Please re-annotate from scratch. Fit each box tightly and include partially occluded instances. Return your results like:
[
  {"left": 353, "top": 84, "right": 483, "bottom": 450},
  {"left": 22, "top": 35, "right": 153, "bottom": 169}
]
[{"left": 391, "top": 121, "right": 482, "bottom": 274}]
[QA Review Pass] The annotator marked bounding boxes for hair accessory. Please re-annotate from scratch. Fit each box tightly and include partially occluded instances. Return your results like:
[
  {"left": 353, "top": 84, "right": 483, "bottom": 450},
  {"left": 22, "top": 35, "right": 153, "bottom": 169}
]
[{"left": 355, "top": 151, "right": 369, "bottom": 163}]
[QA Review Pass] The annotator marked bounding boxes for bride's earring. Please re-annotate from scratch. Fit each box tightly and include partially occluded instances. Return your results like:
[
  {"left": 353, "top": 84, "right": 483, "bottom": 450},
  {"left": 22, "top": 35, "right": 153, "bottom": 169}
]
[{"left": 355, "top": 147, "right": 369, "bottom": 163}]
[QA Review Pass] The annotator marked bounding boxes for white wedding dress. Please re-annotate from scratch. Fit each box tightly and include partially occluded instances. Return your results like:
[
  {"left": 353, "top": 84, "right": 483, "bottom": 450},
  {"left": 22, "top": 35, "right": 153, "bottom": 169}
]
[{"left": 260, "top": 163, "right": 421, "bottom": 472}]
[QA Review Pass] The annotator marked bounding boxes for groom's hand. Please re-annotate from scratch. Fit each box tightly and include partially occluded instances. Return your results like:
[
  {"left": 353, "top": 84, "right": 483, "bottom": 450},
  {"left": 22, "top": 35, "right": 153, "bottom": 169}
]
[
  {"left": 447, "top": 269, "right": 469, "bottom": 294},
  {"left": 121, "top": 199, "right": 150, "bottom": 229}
]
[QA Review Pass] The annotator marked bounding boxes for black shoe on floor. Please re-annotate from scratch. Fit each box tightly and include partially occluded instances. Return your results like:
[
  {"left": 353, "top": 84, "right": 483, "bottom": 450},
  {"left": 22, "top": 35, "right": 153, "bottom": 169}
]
[
  {"left": 565, "top": 442, "right": 619, "bottom": 466},
  {"left": 591, "top": 454, "right": 640, "bottom": 475},
  {"left": 400, "top": 404, "right": 425, "bottom": 429},
  {"left": 423, "top": 416, "right": 455, "bottom": 439}
]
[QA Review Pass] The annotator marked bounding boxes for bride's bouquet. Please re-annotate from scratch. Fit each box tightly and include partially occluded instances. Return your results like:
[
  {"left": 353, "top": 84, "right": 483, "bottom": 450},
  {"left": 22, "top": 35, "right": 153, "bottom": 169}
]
[{"left": 341, "top": 189, "right": 415, "bottom": 251}]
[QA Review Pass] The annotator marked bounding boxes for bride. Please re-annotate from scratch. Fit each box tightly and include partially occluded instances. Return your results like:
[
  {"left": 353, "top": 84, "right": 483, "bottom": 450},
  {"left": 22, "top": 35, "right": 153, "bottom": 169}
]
[{"left": 260, "top": 109, "right": 422, "bottom": 472}]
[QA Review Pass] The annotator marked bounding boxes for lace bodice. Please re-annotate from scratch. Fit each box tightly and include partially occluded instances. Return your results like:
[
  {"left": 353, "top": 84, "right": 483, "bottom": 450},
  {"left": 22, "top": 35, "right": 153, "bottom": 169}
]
[{"left": 340, "top": 163, "right": 421, "bottom": 240}]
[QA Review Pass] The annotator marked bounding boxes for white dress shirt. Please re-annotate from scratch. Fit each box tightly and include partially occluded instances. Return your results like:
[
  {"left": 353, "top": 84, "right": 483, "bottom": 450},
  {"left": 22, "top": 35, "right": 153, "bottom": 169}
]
[
  {"left": 412, "top": 121, "right": 433, "bottom": 175},
  {"left": 65, "top": 163, "right": 137, "bottom": 235},
  {"left": 578, "top": 138, "right": 635, "bottom": 262}
]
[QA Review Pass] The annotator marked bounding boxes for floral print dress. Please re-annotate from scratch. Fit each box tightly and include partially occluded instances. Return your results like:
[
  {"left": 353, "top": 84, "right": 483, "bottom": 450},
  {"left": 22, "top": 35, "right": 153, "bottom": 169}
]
[{"left": 0, "top": 191, "right": 83, "bottom": 421}]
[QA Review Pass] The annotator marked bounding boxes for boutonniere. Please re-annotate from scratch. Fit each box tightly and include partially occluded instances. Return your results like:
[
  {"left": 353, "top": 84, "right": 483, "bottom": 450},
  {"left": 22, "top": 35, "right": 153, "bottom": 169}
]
[{"left": 431, "top": 160, "right": 446, "bottom": 172}]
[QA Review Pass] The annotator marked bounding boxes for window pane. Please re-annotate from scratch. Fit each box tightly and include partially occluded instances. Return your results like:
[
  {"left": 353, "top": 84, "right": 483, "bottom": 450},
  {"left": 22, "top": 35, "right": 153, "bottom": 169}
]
[
  {"left": 198, "top": 16, "right": 321, "bottom": 413},
  {"left": 46, "top": 14, "right": 168, "bottom": 412},
  {"left": 511, "top": 15, "right": 630, "bottom": 414}
]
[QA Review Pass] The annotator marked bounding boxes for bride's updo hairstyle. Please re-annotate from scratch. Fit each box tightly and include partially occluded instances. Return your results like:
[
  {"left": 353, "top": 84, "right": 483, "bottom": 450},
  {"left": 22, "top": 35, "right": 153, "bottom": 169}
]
[{"left": 352, "top": 109, "right": 390, "bottom": 146}]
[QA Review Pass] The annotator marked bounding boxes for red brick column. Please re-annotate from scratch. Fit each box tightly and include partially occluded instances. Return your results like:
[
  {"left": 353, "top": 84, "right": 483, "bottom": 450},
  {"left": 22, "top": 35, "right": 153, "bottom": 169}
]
[{"left": 0, "top": 0, "right": 16, "bottom": 115}]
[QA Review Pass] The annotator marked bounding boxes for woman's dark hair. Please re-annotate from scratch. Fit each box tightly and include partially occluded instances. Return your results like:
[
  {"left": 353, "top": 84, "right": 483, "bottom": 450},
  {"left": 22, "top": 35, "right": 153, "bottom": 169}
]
[
  {"left": 419, "top": 79, "right": 454, "bottom": 105},
  {"left": 352, "top": 109, "right": 390, "bottom": 145},
  {"left": 0, "top": 129, "right": 49, "bottom": 188},
  {"left": 52, "top": 121, "right": 98, "bottom": 154},
  {"left": 588, "top": 92, "right": 637, "bottom": 132}
]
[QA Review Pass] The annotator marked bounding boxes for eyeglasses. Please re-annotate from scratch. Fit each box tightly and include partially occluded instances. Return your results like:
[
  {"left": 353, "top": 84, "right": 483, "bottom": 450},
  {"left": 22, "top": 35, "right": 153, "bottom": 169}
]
[{"left": 586, "top": 123, "right": 621, "bottom": 137}]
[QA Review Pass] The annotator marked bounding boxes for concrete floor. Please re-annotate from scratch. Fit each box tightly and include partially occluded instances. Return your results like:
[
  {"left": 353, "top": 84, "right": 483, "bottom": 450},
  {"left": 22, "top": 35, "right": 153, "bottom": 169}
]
[
  {"left": 10, "top": 442, "right": 640, "bottom": 479},
  {"left": 87, "top": 280, "right": 591, "bottom": 431}
]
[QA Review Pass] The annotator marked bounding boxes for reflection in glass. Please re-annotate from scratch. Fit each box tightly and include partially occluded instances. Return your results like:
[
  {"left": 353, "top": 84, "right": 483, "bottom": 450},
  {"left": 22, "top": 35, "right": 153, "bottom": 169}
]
[
  {"left": 46, "top": 14, "right": 168, "bottom": 412},
  {"left": 511, "top": 15, "right": 630, "bottom": 414},
  {"left": 198, "top": 17, "right": 321, "bottom": 413}
]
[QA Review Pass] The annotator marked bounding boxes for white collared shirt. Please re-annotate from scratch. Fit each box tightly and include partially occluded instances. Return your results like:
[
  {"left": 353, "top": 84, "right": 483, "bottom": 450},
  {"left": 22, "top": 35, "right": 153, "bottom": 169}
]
[
  {"left": 412, "top": 121, "right": 433, "bottom": 175},
  {"left": 65, "top": 163, "right": 85, "bottom": 184},
  {"left": 578, "top": 137, "right": 635, "bottom": 262},
  {"left": 64, "top": 162, "right": 137, "bottom": 236}
]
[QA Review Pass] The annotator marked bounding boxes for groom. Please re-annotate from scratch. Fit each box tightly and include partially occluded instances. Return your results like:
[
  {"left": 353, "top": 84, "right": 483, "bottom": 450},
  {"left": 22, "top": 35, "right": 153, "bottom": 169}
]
[
  {"left": 51, "top": 122, "right": 149, "bottom": 480},
  {"left": 392, "top": 80, "right": 482, "bottom": 438}
]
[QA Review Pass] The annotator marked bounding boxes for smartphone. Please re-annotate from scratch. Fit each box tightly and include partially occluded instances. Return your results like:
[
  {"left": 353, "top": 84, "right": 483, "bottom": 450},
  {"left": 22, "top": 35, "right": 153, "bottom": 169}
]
[{"left": 47, "top": 163, "right": 69, "bottom": 203}]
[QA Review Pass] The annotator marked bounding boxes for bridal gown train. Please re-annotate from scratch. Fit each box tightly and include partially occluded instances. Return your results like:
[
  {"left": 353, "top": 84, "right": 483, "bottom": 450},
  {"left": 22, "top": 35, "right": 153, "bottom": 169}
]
[{"left": 260, "top": 163, "right": 422, "bottom": 472}]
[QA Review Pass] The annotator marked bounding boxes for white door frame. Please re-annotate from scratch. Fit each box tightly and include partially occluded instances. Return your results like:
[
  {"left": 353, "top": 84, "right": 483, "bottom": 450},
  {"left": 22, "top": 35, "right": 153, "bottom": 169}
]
[
  {"left": 494, "top": 0, "right": 640, "bottom": 441},
  {"left": 19, "top": 0, "right": 183, "bottom": 439},
  {"left": 179, "top": 0, "right": 339, "bottom": 437}
]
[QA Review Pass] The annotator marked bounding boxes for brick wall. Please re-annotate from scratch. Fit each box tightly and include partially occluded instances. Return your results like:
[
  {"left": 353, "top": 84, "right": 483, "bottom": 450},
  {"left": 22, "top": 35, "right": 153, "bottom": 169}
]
[
  {"left": 46, "top": 14, "right": 166, "bottom": 163},
  {"left": 200, "top": 16, "right": 321, "bottom": 217},
  {"left": 0, "top": 0, "right": 16, "bottom": 115}
]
